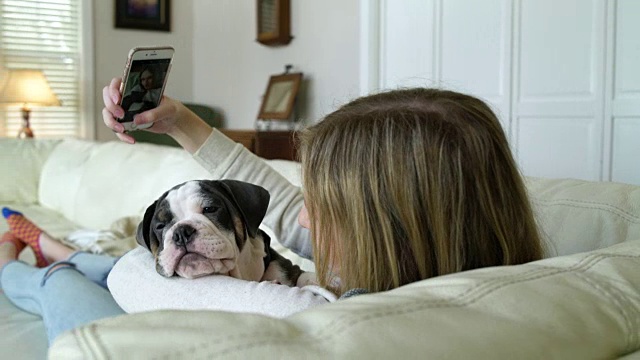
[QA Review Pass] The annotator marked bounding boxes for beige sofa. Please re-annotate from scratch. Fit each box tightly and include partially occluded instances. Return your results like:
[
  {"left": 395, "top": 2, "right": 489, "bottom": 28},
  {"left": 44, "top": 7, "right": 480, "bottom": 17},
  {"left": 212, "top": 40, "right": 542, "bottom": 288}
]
[{"left": 1, "top": 137, "right": 639, "bottom": 359}]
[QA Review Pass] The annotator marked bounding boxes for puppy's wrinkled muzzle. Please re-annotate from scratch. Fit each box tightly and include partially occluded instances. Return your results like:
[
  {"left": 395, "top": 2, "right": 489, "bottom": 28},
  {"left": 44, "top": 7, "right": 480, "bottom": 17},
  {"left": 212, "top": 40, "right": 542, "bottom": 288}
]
[
  {"left": 174, "top": 252, "right": 232, "bottom": 278},
  {"left": 158, "top": 224, "right": 238, "bottom": 278},
  {"left": 173, "top": 224, "right": 196, "bottom": 247}
]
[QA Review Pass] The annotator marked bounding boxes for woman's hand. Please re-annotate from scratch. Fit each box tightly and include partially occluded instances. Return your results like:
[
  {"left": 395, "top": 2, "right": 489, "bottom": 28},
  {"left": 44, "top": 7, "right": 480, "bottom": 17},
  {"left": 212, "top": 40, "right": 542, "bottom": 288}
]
[
  {"left": 102, "top": 77, "right": 213, "bottom": 153},
  {"left": 102, "top": 77, "right": 182, "bottom": 143}
]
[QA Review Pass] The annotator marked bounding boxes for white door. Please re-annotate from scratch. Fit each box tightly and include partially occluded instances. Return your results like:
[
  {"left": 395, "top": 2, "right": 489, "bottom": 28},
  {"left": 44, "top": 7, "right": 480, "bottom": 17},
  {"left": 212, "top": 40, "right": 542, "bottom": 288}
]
[
  {"left": 361, "top": 0, "right": 640, "bottom": 184},
  {"left": 609, "top": 0, "right": 640, "bottom": 185}
]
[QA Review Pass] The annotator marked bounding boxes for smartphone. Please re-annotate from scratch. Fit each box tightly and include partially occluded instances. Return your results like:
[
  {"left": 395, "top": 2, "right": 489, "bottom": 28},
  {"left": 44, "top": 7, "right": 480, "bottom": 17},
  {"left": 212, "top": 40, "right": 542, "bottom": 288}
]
[{"left": 117, "top": 46, "right": 174, "bottom": 131}]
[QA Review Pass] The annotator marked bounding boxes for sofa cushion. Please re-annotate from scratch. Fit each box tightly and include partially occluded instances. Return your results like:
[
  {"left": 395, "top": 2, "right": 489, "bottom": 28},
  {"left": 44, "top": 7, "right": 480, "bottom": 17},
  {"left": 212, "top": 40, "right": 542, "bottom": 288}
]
[
  {"left": 50, "top": 240, "right": 640, "bottom": 359},
  {"left": 0, "top": 294, "right": 48, "bottom": 360},
  {"left": 527, "top": 177, "right": 640, "bottom": 256},
  {"left": 0, "top": 139, "right": 60, "bottom": 205},
  {"left": 39, "top": 139, "right": 211, "bottom": 230}
]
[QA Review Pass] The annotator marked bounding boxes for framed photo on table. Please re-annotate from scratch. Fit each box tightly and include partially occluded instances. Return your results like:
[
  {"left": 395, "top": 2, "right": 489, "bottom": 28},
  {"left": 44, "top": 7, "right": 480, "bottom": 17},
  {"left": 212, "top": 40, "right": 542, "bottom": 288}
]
[
  {"left": 115, "top": 0, "right": 171, "bottom": 32},
  {"left": 257, "top": 72, "right": 303, "bottom": 120}
]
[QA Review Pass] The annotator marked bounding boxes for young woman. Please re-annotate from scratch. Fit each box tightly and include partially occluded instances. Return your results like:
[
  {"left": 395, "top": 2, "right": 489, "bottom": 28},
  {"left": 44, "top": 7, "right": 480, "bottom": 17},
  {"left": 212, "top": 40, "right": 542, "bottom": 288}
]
[{"left": 0, "top": 79, "right": 544, "bottom": 344}]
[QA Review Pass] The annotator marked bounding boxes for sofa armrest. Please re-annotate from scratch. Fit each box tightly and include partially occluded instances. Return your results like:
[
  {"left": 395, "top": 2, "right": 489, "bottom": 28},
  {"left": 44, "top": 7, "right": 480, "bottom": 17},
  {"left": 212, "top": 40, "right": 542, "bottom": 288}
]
[{"left": 50, "top": 240, "right": 640, "bottom": 359}]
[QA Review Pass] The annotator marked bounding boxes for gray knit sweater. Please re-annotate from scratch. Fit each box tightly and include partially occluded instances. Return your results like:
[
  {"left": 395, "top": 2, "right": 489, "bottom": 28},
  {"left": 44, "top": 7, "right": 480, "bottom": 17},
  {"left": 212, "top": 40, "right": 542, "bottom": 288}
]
[{"left": 193, "top": 129, "right": 312, "bottom": 259}]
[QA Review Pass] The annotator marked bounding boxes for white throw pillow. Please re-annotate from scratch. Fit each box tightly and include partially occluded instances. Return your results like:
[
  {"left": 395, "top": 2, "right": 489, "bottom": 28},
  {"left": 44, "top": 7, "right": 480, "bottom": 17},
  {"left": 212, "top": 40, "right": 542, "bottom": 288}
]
[{"left": 107, "top": 247, "right": 336, "bottom": 317}]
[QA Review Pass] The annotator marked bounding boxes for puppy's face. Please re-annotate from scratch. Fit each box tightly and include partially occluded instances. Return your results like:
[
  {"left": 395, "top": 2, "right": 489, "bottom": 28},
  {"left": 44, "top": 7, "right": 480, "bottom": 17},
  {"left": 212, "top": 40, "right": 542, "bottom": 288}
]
[{"left": 137, "top": 180, "right": 270, "bottom": 279}]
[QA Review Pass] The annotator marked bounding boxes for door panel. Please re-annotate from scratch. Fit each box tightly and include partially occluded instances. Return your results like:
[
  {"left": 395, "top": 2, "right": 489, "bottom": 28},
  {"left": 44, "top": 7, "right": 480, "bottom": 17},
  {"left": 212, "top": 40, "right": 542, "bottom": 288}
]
[
  {"left": 513, "top": 0, "right": 605, "bottom": 181},
  {"left": 516, "top": 117, "right": 598, "bottom": 180},
  {"left": 612, "top": 118, "right": 640, "bottom": 185},
  {"left": 381, "top": 0, "right": 436, "bottom": 88},
  {"left": 610, "top": 0, "right": 640, "bottom": 184},
  {"left": 367, "top": 0, "right": 638, "bottom": 183},
  {"left": 440, "top": 0, "right": 511, "bottom": 129}
]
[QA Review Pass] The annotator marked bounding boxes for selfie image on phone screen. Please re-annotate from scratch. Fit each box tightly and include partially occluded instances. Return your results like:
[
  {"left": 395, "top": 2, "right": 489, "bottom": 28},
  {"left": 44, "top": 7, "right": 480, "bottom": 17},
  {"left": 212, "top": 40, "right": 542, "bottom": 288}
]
[{"left": 120, "top": 58, "right": 171, "bottom": 122}]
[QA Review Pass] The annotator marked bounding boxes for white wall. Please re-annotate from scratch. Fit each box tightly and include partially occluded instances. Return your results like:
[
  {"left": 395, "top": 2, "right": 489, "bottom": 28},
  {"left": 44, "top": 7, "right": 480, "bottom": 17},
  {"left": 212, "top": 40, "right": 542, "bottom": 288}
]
[
  {"left": 93, "top": 0, "right": 195, "bottom": 141},
  {"left": 93, "top": 1, "right": 361, "bottom": 139},
  {"left": 191, "top": 0, "right": 361, "bottom": 129}
]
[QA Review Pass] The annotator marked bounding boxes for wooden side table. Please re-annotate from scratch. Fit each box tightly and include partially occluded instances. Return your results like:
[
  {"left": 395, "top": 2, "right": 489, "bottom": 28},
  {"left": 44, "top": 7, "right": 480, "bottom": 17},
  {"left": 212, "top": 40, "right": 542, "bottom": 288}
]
[{"left": 220, "top": 130, "right": 298, "bottom": 161}]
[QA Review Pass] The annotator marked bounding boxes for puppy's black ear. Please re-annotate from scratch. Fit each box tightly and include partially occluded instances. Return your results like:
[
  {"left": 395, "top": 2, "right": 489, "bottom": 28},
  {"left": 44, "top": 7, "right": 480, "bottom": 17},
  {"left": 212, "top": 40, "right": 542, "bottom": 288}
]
[
  {"left": 218, "top": 180, "right": 270, "bottom": 238},
  {"left": 136, "top": 200, "right": 158, "bottom": 251}
]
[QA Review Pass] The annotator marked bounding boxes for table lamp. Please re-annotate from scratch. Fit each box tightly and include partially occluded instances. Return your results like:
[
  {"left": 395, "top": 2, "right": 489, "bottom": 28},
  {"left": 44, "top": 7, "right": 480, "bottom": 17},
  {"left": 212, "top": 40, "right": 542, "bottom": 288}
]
[{"left": 0, "top": 69, "right": 61, "bottom": 138}]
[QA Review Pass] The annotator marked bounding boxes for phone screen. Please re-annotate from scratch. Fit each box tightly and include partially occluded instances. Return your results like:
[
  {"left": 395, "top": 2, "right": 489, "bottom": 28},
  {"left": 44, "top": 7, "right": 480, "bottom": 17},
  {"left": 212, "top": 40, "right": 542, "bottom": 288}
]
[{"left": 118, "top": 58, "right": 171, "bottom": 123}]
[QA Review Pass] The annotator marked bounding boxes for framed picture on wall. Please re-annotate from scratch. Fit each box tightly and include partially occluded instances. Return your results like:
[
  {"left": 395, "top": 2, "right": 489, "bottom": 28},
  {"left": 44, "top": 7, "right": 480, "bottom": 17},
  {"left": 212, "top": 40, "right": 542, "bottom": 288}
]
[
  {"left": 257, "top": 72, "right": 303, "bottom": 120},
  {"left": 115, "top": 0, "right": 171, "bottom": 32}
]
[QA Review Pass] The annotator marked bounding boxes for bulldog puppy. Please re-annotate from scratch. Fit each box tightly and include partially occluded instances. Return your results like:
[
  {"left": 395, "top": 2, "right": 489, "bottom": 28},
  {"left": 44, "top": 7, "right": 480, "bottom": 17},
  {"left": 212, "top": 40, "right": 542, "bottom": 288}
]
[{"left": 136, "top": 179, "right": 305, "bottom": 286}]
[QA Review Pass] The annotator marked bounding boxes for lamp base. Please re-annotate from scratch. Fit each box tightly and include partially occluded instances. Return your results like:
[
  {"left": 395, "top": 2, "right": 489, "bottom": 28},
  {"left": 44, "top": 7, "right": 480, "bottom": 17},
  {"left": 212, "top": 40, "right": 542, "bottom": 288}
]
[
  {"left": 17, "top": 107, "right": 34, "bottom": 139},
  {"left": 17, "top": 126, "right": 34, "bottom": 139}
]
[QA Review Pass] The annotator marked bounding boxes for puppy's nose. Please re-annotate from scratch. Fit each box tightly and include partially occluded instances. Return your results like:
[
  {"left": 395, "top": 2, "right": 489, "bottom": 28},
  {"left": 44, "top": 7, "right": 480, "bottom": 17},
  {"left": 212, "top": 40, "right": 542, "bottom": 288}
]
[{"left": 173, "top": 224, "right": 196, "bottom": 246}]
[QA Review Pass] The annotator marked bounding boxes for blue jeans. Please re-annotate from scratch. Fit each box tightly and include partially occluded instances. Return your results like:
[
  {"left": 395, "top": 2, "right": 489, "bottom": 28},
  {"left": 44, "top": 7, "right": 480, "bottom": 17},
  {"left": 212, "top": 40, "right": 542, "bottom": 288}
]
[{"left": 0, "top": 252, "right": 125, "bottom": 344}]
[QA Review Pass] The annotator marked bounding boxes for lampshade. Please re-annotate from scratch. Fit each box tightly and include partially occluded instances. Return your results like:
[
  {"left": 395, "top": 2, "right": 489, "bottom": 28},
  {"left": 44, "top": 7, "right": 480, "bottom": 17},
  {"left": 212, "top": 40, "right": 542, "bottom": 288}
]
[{"left": 0, "top": 69, "right": 61, "bottom": 107}]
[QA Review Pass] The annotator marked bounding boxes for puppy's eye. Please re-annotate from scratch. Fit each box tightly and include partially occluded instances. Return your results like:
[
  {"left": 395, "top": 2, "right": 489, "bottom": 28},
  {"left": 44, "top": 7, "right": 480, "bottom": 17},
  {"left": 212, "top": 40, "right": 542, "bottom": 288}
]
[
  {"left": 155, "top": 223, "right": 166, "bottom": 231},
  {"left": 202, "top": 206, "right": 219, "bottom": 214}
]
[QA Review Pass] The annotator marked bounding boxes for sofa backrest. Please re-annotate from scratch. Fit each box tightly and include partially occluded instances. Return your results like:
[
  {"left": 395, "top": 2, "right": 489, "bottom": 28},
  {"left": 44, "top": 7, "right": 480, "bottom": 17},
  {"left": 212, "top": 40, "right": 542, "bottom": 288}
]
[
  {"left": 38, "top": 139, "right": 211, "bottom": 230},
  {"left": 527, "top": 177, "right": 640, "bottom": 256},
  {"left": 0, "top": 139, "right": 61, "bottom": 205}
]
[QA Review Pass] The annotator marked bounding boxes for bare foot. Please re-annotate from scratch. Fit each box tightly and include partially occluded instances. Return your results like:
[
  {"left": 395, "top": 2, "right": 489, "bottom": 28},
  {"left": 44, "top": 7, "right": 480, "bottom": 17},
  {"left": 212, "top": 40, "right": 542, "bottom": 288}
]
[
  {"left": 0, "top": 242, "right": 18, "bottom": 270},
  {"left": 38, "top": 233, "right": 75, "bottom": 263}
]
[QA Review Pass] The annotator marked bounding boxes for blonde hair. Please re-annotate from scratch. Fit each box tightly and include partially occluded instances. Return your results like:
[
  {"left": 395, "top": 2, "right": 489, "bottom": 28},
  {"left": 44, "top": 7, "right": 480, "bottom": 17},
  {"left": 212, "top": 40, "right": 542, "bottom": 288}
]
[{"left": 298, "top": 88, "right": 543, "bottom": 295}]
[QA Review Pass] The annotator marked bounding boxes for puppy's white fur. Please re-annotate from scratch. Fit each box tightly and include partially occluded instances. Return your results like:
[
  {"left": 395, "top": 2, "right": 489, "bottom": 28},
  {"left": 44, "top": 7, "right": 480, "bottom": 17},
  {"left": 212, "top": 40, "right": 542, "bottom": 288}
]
[{"left": 157, "top": 181, "right": 266, "bottom": 280}]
